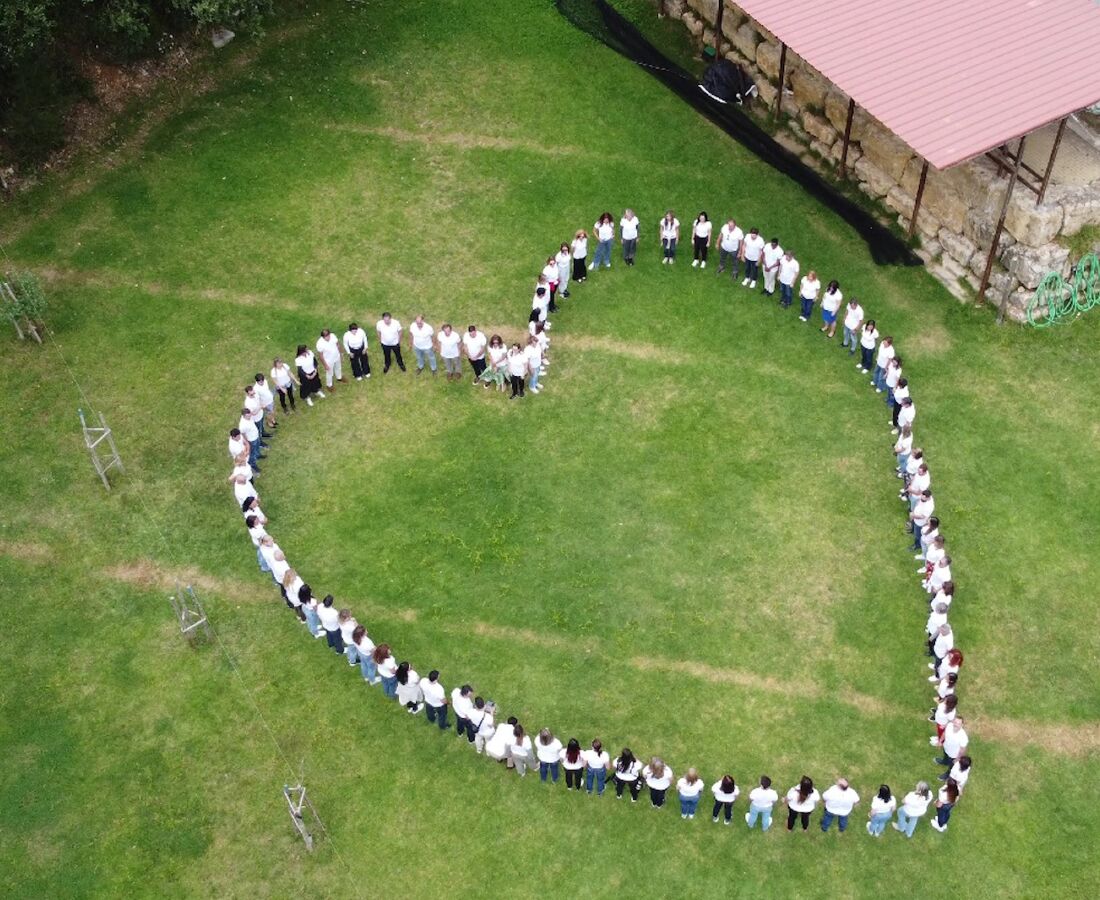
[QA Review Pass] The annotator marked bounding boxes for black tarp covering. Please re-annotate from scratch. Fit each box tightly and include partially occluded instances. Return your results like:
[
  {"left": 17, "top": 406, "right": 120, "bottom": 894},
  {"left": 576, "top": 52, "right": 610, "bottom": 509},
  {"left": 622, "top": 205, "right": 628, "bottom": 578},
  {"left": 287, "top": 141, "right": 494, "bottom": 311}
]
[{"left": 700, "top": 58, "right": 757, "bottom": 105}]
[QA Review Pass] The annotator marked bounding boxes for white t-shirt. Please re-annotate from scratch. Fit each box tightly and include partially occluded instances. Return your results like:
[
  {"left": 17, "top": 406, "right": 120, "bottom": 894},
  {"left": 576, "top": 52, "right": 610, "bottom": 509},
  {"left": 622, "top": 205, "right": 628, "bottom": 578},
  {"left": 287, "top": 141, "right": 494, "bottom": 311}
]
[
  {"left": 742, "top": 233, "right": 765, "bottom": 261},
  {"left": 901, "top": 791, "right": 932, "bottom": 817},
  {"left": 247, "top": 522, "right": 267, "bottom": 547},
  {"left": 799, "top": 275, "right": 820, "bottom": 300},
  {"left": 749, "top": 786, "right": 779, "bottom": 809},
  {"left": 910, "top": 471, "right": 931, "bottom": 495},
  {"left": 821, "top": 288, "right": 843, "bottom": 313},
  {"left": 228, "top": 435, "right": 247, "bottom": 458},
  {"left": 339, "top": 617, "right": 357, "bottom": 643},
  {"left": 822, "top": 785, "right": 860, "bottom": 816},
  {"left": 420, "top": 678, "right": 446, "bottom": 708},
  {"left": 943, "top": 725, "right": 969, "bottom": 758},
  {"left": 933, "top": 629, "right": 955, "bottom": 661},
  {"left": 230, "top": 463, "right": 252, "bottom": 485},
  {"left": 377, "top": 318, "right": 402, "bottom": 345},
  {"left": 643, "top": 766, "right": 673, "bottom": 790},
  {"left": 284, "top": 576, "right": 303, "bottom": 606},
  {"left": 343, "top": 328, "right": 368, "bottom": 354},
  {"left": 536, "top": 737, "right": 564, "bottom": 764},
  {"left": 870, "top": 794, "right": 897, "bottom": 816},
  {"left": 244, "top": 393, "right": 262, "bottom": 420},
  {"left": 860, "top": 326, "right": 879, "bottom": 349},
  {"left": 271, "top": 364, "right": 293, "bottom": 389},
  {"left": 876, "top": 341, "right": 895, "bottom": 368},
  {"left": 778, "top": 256, "right": 800, "bottom": 285},
  {"left": 912, "top": 498, "right": 934, "bottom": 527},
  {"left": 571, "top": 237, "right": 587, "bottom": 259},
  {"left": 659, "top": 218, "right": 680, "bottom": 240},
  {"left": 899, "top": 403, "right": 916, "bottom": 430},
  {"left": 438, "top": 330, "right": 461, "bottom": 359},
  {"left": 269, "top": 555, "right": 290, "bottom": 585},
  {"left": 886, "top": 363, "right": 902, "bottom": 389},
  {"left": 356, "top": 632, "right": 376, "bottom": 658},
  {"left": 506, "top": 351, "right": 528, "bottom": 377},
  {"left": 316, "top": 334, "right": 340, "bottom": 365},
  {"left": 677, "top": 777, "right": 704, "bottom": 798},
  {"left": 294, "top": 350, "right": 317, "bottom": 376},
  {"left": 719, "top": 223, "right": 743, "bottom": 252},
  {"left": 594, "top": 221, "right": 614, "bottom": 242},
  {"left": 949, "top": 760, "right": 971, "bottom": 790},
  {"left": 693, "top": 219, "right": 712, "bottom": 239},
  {"left": 613, "top": 758, "right": 641, "bottom": 781},
  {"left": 524, "top": 344, "right": 543, "bottom": 368},
  {"left": 376, "top": 655, "right": 397, "bottom": 678},
  {"left": 561, "top": 749, "right": 585, "bottom": 770},
  {"left": 542, "top": 262, "right": 559, "bottom": 283},
  {"left": 894, "top": 432, "right": 913, "bottom": 455},
  {"left": 510, "top": 735, "right": 533, "bottom": 759},
  {"left": 843, "top": 304, "right": 865, "bottom": 329},
  {"left": 254, "top": 381, "right": 274, "bottom": 407},
  {"left": 711, "top": 781, "right": 740, "bottom": 803},
  {"left": 927, "top": 608, "right": 949, "bottom": 637},
  {"left": 620, "top": 216, "right": 639, "bottom": 240},
  {"left": 555, "top": 250, "right": 571, "bottom": 271},
  {"left": 934, "top": 702, "right": 957, "bottom": 727},
  {"left": 450, "top": 689, "right": 472, "bottom": 720},
  {"left": 410, "top": 321, "right": 434, "bottom": 350},
  {"left": 582, "top": 748, "right": 610, "bottom": 770},
  {"left": 233, "top": 479, "right": 257, "bottom": 505},
  {"left": 762, "top": 243, "right": 784, "bottom": 269},
  {"left": 316, "top": 605, "right": 340, "bottom": 631},
  {"left": 462, "top": 330, "right": 487, "bottom": 359},
  {"left": 786, "top": 787, "right": 820, "bottom": 813},
  {"left": 238, "top": 415, "right": 258, "bottom": 442}
]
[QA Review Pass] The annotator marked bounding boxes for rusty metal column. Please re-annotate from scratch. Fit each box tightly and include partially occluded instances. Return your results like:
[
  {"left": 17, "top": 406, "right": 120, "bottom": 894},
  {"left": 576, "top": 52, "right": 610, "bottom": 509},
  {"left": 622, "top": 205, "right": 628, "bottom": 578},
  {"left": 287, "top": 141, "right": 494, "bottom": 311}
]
[
  {"left": 839, "top": 99, "right": 855, "bottom": 178},
  {"left": 772, "top": 43, "right": 788, "bottom": 120},
  {"left": 1037, "top": 117, "right": 1067, "bottom": 206},
  {"left": 979, "top": 136, "right": 1026, "bottom": 313},
  {"left": 908, "top": 161, "right": 929, "bottom": 238}
]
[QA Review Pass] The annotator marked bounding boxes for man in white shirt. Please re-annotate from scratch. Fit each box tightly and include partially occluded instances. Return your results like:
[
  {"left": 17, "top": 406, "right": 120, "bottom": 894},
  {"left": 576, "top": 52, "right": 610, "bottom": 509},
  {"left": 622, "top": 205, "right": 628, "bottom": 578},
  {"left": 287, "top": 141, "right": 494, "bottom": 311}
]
[
  {"left": 926, "top": 602, "right": 949, "bottom": 657},
  {"left": 342, "top": 321, "right": 371, "bottom": 380},
  {"left": 376, "top": 312, "right": 406, "bottom": 373},
  {"left": 930, "top": 623, "right": 954, "bottom": 673},
  {"left": 777, "top": 250, "right": 800, "bottom": 308},
  {"left": 620, "top": 209, "right": 640, "bottom": 265},
  {"left": 408, "top": 314, "right": 437, "bottom": 375},
  {"left": 820, "top": 778, "right": 860, "bottom": 833},
  {"left": 228, "top": 427, "right": 248, "bottom": 460},
  {"left": 419, "top": 670, "right": 449, "bottom": 730},
  {"left": 740, "top": 227, "right": 765, "bottom": 288},
  {"left": 473, "top": 700, "right": 497, "bottom": 754},
  {"left": 451, "top": 684, "right": 475, "bottom": 742},
  {"left": 761, "top": 238, "right": 783, "bottom": 296},
  {"left": 231, "top": 473, "right": 257, "bottom": 507},
  {"left": 462, "top": 325, "right": 488, "bottom": 384},
  {"left": 238, "top": 408, "right": 263, "bottom": 470},
  {"left": 935, "top": 717, "right": 969, "bottom": 774},
  {"left": 253, "top": 374, "right": 276, "bottom": 429},
  {"left": 717, "top": 219, "right": 744, "bottom": 280},
  {"left": 906, "top": 464, "right": 931, "bottom": 509},
  {"left": 243, "top": 385, "right": 267, "bottom": 444},
  {"left": 316, "top": 328, "right": 344, "bottom": 390},
  {"left": 842, "top": 300, "right": 865, "bottom": 355},
  {"left": 897, "top": 397, "right": 916, "bottom": 434}
]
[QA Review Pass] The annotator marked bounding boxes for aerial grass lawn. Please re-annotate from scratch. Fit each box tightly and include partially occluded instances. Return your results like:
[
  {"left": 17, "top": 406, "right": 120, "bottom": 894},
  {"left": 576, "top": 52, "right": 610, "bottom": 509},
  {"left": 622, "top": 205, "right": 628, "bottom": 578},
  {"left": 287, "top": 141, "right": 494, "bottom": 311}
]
[{"left": 1, "top": 0, "right": 1098, "bottom": 896}]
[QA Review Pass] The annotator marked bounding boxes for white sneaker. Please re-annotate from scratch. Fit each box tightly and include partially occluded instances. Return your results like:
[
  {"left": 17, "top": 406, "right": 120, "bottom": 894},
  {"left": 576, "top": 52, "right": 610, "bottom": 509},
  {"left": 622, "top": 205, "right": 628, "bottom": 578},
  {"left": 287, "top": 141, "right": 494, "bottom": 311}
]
[
  {"left": 891, "top": 428, "right": 899, "bottom": 435},
  {"left": 531, "top": 386, "right": 541, "bottom": 394},
  {"left": 915, "top": 554, "right": 925, "bottom": 560},
  {"left": 356, "top": 376, "right": 363, "bottom": 381},
  {"left": 669, "top": 259, "right": 674, "bottom": 264},
  {"left": 866, "top": 822, "right": 873, "bottom": 835},
  {"left": 317, "top": 391, "right": 326, "bottom": 399},
  {"left": 692, "top": 260, "right": 699, "bottom": 268},
  {"left": 700, "top": 262, "right": 706, "bottom": 269},
  {"left": 929, "top": 736, "right": 939, "bottom": 746},
  {"left": 306, "top": 397, "right": 314, "bottom": 406},
  {"left": 876, "top": 388, "right": 883, "bottom": 393},
  {"left": 314, "top": 630, "right": 324, "bottom": 638},
  {"left": 662, "top": 258, "right": 668, "bottom": 265},
  {"left": 798, "top": 316, "right": 806, "bottom": 321},
  {"left": 749, "top": 280, "right": 756, "bottom": 288},
  {"left": 365, "top": 373, "right": 371, "bottom": 378},
  {"left": 742, "top": 278, "right": 750, "bottom": 286}
]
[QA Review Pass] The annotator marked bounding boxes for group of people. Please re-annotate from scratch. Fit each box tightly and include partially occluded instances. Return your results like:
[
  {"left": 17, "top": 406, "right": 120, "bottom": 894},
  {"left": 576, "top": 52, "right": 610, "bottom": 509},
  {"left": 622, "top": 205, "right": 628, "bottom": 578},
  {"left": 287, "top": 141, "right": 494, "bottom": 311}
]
[{"left": 224, "top": 206, "right": 973, "bottom": 839}]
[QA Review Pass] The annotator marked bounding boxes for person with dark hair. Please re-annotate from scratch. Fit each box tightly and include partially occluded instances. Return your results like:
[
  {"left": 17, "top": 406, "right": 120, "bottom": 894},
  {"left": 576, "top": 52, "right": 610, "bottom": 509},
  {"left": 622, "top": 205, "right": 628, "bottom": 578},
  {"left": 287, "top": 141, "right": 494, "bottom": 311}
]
[
  {"left": 820, "top": 778, "right": 860, "bottom": 833},
  {"left": 228, "top": 427, "right": 248, "bottom": 462},
  {"left": 395, "top": 661, "right": 423, "bottom": 713},
  {"left": 927, "top": 555, "right": 953, "bottom": 597},
  {"left": 927, "top": 602, "right": 951, "bottom": 664},
  {"left": 485, "top": 715, "right": 516, "bottom": 762},
  {"left": 930, "top": 623, "right": 954, "bottom": 674},
  {"left": 571, "top": 229, "right": 589, "bottom": 281},
  {"left": 342, "top": 322, "right": 371, "bottom": 381},
  {"left": 894, "top": 782, "right": 932, "bottom": 837},
  {"left": 931, "top": 778, "right": 960, "bottom": 832},
  {"left": 798, "top": 269, "right": 820, "bottom": 321},
  {"left": 253, "top": 373, "right": 277, "bottom": 431},
  {"left": 613, "top": 748, "right": 642, "bottom": 801},
  {"left": 555, "top": 243, "right": 572, "bottom": 298},
  {"left": 948, "top": 755, "right": 972, "bottom": 792},
  {"left": 270, "top": 357, "right": 298, "bottom": 413},
  {"left": 777, "top": 249, "right": 800, "bottom": 308},
  {"left": 338, "top": 609, "right": 358, "bottom": 665},
  {"left": 462, "top": 326, "right": 488, "bottom": 385},
  {"left": 867, "top": 784, "right": 896, "bottom": 836},
  {"left": 620, "top": 208, "right": 640, "bottom": 265},
  {"left": 884, "top": 356, "right": 903, "bottom": 408},
  {"left": 506, "top": 343, "right": 527, "bottom": 399},
  {"left": 659, "top": 211, "right": 679, "bottom": 264},
  {"left": 509, "top": 724, "right": 533, "bottom": 776},
  {"left": 353, "top": 625, "right": 377, "bottom": 683},
  {"left": 316, "top": 328, "right": 344, "bottom": 390},
  {"left": 583, "top": 739, "right": 610, "bottom": 795},
  {"left": 409, "top": 315, "right": 437, "bottom": 376},
  {"left": 929, "top": 647, "right": 964, "bottom": 684},
  {"left": 244, "top": 384, "right": 267, "bottom": 444},
  {"left": 482, "top": 334, "right": 508, "bottom": 392},
  {"left": 299, "top": 583, "right": 323, "bottom": 638},
  {"left": 376, "top": 312, "right": 406, "bottom": 373},
  {"left": 374, "top": 644, "right": 398, "bottom": 698},
  {"left": 909, "top": 491, "right": 935, "bottom": 552},
  {"left": 905, "top": 460, "right": 931, "bottom": 511},
  {"left": 592, "top": 212, "right": 615, "bottom": 270},
  {"left": 419, "top": 670, "right": 450, "bottom": 729},
  {"left": 897, "top": 396, "right": 917, "bottom": 435},
  {"left": 237, "top": 407, "right": 263, "bottom": 471},
  {"left": 294, "top": 344, "right": 324, "bottom": 406},
  {"left": 438, "top": 324, "right": 463, "bottom": 382},
  {"left": 872, "top": 335, "right": 894, "bottom": 392},
  {"left": 784, "top": 776, "right": 820, "bottom": 831},
  {"left": 761, "top": 237, "right": 783, "bottom": 296},
  {"left": 746, "top": 775, "right": 779, "bottom": 830},
  {"left": 316, "top": 596, "right": 342, "bottom": 653},
  {"left": 932, "top": 693, "right": 959, "bottom": 745},
  {"left": 935, "top": 717, "right": 969, "bottom": 778},
  {"left": 932, "top": 671, "right": 959, "bottom": 708},
  {"left": 643, "top": 757, "right": 673, "bottom": 809},
  {"left": 561, "top": 738, "right": 585, "bottom": 790},
  {"left": 858, "top": 319, "right": 879, "bottom": 373},
  {"left": 472, "top": 698, "right": 496, "bottom": 754},
  {"left": 536, "top": 728, "right": 563, "bottom": 782},
  {"left": 245, "top": 513, "right": 268, "bottom": 572},
  {"left": 451, "top": 684, "right": 475, "bottom": 740},
  {"left": 717, "top": 218, "right": 743, "bottom": 279},
  {"left": 691, "top": 212, "right": 712, "bottom": 268},
  {"left": 740, "top": 227, "right": 764, "bottom": 287},
  {"left": 819, "top": 280, "right": 842, "bottom": 337},
  {"left": 541, "top": 256, "right": 559, "bottom": 310},
  {"left": 711, "top": 774, "right": 739, "bottom": 825}
]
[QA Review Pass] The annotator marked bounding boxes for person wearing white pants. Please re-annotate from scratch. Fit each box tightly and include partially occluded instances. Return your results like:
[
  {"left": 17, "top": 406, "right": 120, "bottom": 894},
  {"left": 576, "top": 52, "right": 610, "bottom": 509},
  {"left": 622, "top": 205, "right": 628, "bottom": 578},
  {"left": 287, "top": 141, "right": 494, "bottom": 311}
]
[{"left": 316, "top": 329, "right": 344, "bottom": 389}]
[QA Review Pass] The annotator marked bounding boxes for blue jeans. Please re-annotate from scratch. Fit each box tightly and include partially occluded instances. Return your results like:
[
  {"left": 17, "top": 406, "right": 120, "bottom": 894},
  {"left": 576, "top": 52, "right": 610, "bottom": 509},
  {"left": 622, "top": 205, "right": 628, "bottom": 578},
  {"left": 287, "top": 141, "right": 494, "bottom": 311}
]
[
  {"left": 304, "top": 606, "right": 320, "bottom": 634},
  {"left": 842, "top": 325, "right": 858, "bottom": 353},
  {"left": 896, "top": 809, "right": 921, "bottom": 837},
  {"left": 662, "top": 237, "right": 677, "bottom": 259},
  {"left": 800, "top": 297, "right": 814, "bottom": 319},
  {"left": 747, "top": 804, "right": 772, "bottom": 830},
  {"left": 381, "top": 676, "right": 398, "bottom": 699},
  {"left": 344, "top": 642, "right": 359, "bottom": 665},
  {"left": 585, "top": 767, "right": 606, "bottom": 794},
  {"left": 539, "top": 761, "right": 560, "bottom": 782},
  {"left": 257, "top": 544, "right": 269, "bottom": 572},
  {"left": 414, "top": 346, "right": 437, "bottom": 372},
  {"left": 779, "top": 283, "right": 793, "bottom": 306},
  {"left": 820, "top": 811, "right": 849, "bottom": 832},
  {"left": 248, "top": 441, "right": 261, "bottom": 469},
  {"left": 593, "top": 239, "right": 612, "bottom": 268},
  {"left": 679, "top": 793, "right": 700, "bottom": 816},
  {"left": 869, "top": 812, "right": 892, "bottom": 835},
  {"left": 425, "top": 703, "right": 450, "bottom": 729},
  {"left": 872, "top": 365, "right": 886, "bottom": 390},
  {"left": 359, "top": 654, "right": 377, "bottom": 682},
  {"left": 529, "top": 368, "right": 540, "bottom": 391},
  {"left": 936, "top": 802, "right": 954, "bottom": 828},
  {"left": 897, "top": 452, "right": 909, "bottom": 471}
]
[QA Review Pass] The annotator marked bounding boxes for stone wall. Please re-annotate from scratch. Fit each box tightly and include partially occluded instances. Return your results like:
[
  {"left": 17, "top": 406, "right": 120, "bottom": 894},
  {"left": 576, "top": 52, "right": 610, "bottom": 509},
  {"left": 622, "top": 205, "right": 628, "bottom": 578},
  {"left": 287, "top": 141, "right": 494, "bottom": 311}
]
[{"left": 663, "top": 0, "right": 1100, "bottom": 321}]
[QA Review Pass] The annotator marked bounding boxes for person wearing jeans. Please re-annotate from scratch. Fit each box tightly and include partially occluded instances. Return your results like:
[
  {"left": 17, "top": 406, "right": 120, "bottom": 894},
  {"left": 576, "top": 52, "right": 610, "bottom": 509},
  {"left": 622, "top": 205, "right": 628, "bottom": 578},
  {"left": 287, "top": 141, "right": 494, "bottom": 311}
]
[
  {"left": 420, "top": 670, "right": 450, "bottom": 730},
  {"left": 339, "top": 610, "right": 359, "bottom": 666},
  {"left": 746, "top": 776, "right": 779, "bottom": 830},
  {"left": 409, "top": 315, "right": 437, "bottom": 375},
  {"left": 717, "top": 219, "right": 743, "bottom": 279},
  {"left": 778, "top": 250, "right": 800, "bottom": 308},
  {"left": 820, "top": 778, "right": 860, "bottom": 833},
  {"left": 841, "top": 299, "right": 865, "bottom": 354},
  {"left": 894, "top": 783, "right": 932, "bottom": 837},
  {"left": 354, "top": 626, "right": 377, "bottom": 683},
  {"left": 740, "top": 228, "right": 765, "bottom": 287},
  {"left": 931, "top": 780, "right": 959, "bottom": 832},
  {"left": 872, "top": 335, "right": 894, "bottom": 391},
  {"left": 582, "top": 739, "right": 610, "bottom": 795},
  {"left": 592, "top": 213, "right": 614, "bottom": 269},
  {"left": 798, "top": 270, "right": 820, "bottom": 321},
  {"left": 317, "top": 596, "right": 343, "bottom": 654},
  {"left": 659, "top": 211, "right": 679, "bottom": 264},
  {"left": 677, "top": 770, "right": 703, "bottom": 819},
  {"left": 374, "top": 645, "right": 398, "bottom": 698},
  {"left": 866, "top": 785, "right": 897, "bottom": 836},
  {"left": 536, "top": 729, "right": 563, "bottom": 783}
]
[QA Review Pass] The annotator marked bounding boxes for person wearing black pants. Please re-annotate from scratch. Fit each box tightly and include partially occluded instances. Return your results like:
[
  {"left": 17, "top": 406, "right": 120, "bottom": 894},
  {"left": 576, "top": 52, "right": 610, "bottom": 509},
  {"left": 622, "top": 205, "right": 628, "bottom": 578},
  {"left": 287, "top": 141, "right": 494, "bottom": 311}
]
[
  {"left": 613, "top": 749, "right": 642, "bottom": 802},
  {"left": 376, "top": 313, "right": 406, "bottom": 373},
  {"left": 507, "top": 344, "right": 527, "bottom": 400},
  {"left": 643, "top": 758, "right": 672, "bottom": 809},
  {"left": 342, "top": 322, "right": 371, "bottom": 380},
  {"left": 785, "top": 776, "right": 819, "bottom": 831},
  {"left": 711, "top": 775, "right": 739, "bottom": 824},
  {"left": 615, "top": 774, "right": 641, "bottom": 801},
  {"left": 316, "top": 595, "right": 344, "bottom": 653}
]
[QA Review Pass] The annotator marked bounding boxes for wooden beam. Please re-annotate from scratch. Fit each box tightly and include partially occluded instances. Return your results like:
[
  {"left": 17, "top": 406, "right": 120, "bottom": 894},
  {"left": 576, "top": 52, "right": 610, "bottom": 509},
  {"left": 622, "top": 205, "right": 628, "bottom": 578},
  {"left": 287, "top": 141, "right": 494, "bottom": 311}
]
[
  {"left": 714, "top": 0, "right": 725, "bottom": 56},
  {"left": 772, "top": 43, "right": 788, "bottom": 120},
  {"left": 1037, "top": 117, "right": 1067, "bottom": 205},
  {"left": 908, "top": 161, "right": 929, "bottom": 238},
  {"left": 978, "top": 136, "right": 1026, "bottom": 312},
  {"left": 839, "top": 99, "right": 855, "bottom": 178}
]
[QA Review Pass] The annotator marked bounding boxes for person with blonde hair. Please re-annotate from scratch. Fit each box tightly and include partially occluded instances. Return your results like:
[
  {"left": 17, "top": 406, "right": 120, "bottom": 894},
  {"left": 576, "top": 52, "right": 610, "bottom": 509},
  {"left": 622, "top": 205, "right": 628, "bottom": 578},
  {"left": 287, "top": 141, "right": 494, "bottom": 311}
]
[
  {"left": 677, "top": 767, "right": 704, "bottom": 819},
  {"left": 536, "top": 728, "right": 563, "bottom": 783},
  {"left": 620, "top": 208, "right": 640, "bottom": 265},
  {"left": 894, "top": 782, "right": 932, "bottom": 837},
  {"left": 643, "top": 757, "right": 673, "bottom": 809},
  {"left": 570, "top": 229, "right": 589, "bottom": 282}
]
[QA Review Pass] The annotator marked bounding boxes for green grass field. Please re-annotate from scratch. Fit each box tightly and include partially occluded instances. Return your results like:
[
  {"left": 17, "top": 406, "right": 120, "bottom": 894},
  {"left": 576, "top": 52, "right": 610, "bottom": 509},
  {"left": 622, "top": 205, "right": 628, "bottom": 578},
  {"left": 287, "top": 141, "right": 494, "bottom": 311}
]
[{"left": 1, "top": 0, "right": 1098, "bottom": 896}]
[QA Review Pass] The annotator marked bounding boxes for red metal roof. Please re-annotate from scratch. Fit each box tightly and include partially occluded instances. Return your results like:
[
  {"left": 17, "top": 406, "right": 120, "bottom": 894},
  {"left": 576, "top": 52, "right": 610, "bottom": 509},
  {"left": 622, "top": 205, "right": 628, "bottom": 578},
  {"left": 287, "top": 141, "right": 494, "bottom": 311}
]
[{"left": 735, "top": 0, "right": 1100, "bottom": 169}]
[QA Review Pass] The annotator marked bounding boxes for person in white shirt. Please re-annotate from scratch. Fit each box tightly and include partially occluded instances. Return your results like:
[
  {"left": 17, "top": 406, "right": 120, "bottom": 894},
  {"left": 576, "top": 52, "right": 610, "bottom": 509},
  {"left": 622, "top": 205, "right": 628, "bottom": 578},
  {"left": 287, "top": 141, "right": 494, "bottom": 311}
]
[
  {"left": 506, "top": 343, "right": 528, "bottom": 399},
  {"left": 819, "top": 279, "right": 843, "bottom": 336},
  {"left": 316, "top": 328, "right": 344, "bottom": 389},
  {"left": 872, "top": 335, "right": 894, "bottom": 392},
  {"left": 525, "top": 335, "right": 544, "bottom": 395},
  {"left": 408, "top": 315, "right": 437, "bottom": 375},
  {"left": 932, "top": 693, "right": 958, "bottom": 746},
  {"left": 740, "top": 227, "right": 765, "bottom": 287},
  {"left": 582, "top": 739, "right": 611, "bottom": 795},
  {"left": 373, "top": 644, "right": 398, "bottom": 699},
  {"left": 613, "top": 748, "right": 643, "bottom": 801},
  {"left": 921, "top": 534, "right": 946, "bottom": 576},
  {"left": 717, "top": 219, "right": 743, "bottom": 279},
  {"left": 555, "top": 242, "right": 573, "bottom": 298},
  {"left": 784, "top": 776, "right": 820, "bottom": 831},
  {"left": 471, "top": 698, "right": 496, "bottom": 753},
  {"left": 929, "top": 647, "right": 963, "bottom": 685},
  {"left": 927, "top": 555, "right": 952, "bottom": 596},
  {"left": 935, "top": 717, "right": 969, "bottom": 776},
  {"left": 620, "top": 209, "right": 640, "bottom": 265},
  {"left": 231, "top": 473, "right": 257, "bottom": 507},
  {"left": 858, "top": 319, "right": 879, "bottom": 373},
  {"left": 677, "top": 768, "right": 704, "bottom": 819},
  {"left": 906, "top": 463, "right": 931, "bottom": 511},
  {"left": 894, "top": 782, "right": 932, "bottom": 837},
  {"left": 237, "top": 408, "right": 262, "bottom": 470},
  {"left": 798, "top": 269, "right": 820, "bottom": 321},
  {"left": 481, "top": 334, "right": 508, "bottom": 392},
  {"left": 926, "top": 600, "right": 950, "bottom": 655},
  {"left": 896, "top": 397, "right": 916, "bottom": 435},
  {"left": 867, "top": 784, "right": 897, "bottom": 836},
  {"left": 930, "top": 622, "right": 955, "bottom": 675},
  {"left": 820, "top": 778, "right": 860, "bottom": 833},
  {"left": 761, "top": 237, "right": 783, "bottom": 296},
  {"left": 659, "top": 211, "right": 680, "bottom": 264},
  {"left": 451, "top": 684, "right": 475, "bottom": 742},
  {"left": 909, "top": 491, "right": 934, "bottom": 551},
  {"left": 376, "top": 313, "right": 406, "bottom": 373},
  {"left": 461, "top": 326, "right": 488, "bottom": 385},
  {"left": 316, "top": 595, "right": 343, "bottom": 654},
  {"left": 294, "top": 344, "right": 325, "bottom": 406},
  {"left": 841, "top": 299, "right": 864, "bottom": 355},
  {"left": 338, "top": 609, "right": 358, "bottom": 666},
  {"left": 297, "top": 581, "right": 324, "bottom": 638},
  {"left": 245, "top": 514, "right": 267, "bottom": 570},
  {"left": 244, "top": 385, "right": 266, "bottom": 443},
  {"left": 508, "top": 724, "right": 533, "bottom": 776},
  {"left": 531, "top": 284, "right": 549, "bottom": 326},
  {"left": 947, "top": 755, "right": 971, "bottom": 792},
  {"left": 419, "top": 670, "right": 450, "bottom": 730},
  {"left": 777, "top": 250, "right": 800, "bottom": 308},
  {"left": 710, "top": 774, "right": 739, "bottom": 824},
  {"left": 746, "top": 775, "right": 779, "bottom": 830},
  {"left": 270, "top": 357, "right": 299, "bottom": 413},
  {"left": 342, "top": 322, "right": 371, "bottom": 380},
  {"left": 353, "top": 624, "right": 377, "bottom": 683},
  {"left": 435, "top": 323, "right": 462, "bottom": 381},
  {"left": 228, "top": 427, "right": 248, "bottom": 462},
  {"left": 931, "top": 778, "right": 960, "bottom": 832},
  {"left": 570, "top": 229, "right": 589, "bottom": 282},
  {"left": 884, "top": 357, "right": 903, "bottom": 409},
  {"left": 542, "top": 256, "right": 560, "bottom": 309},
  {"left": 592, "top": 213, "right": 615, "bottom": 270},
  {"left": 536, "top": 729, "right": 564, "bottom": 783},
  {"left": 484, "top": 714, "right": 515, "bottom": 761},
  {"left": 894, "top": 426, "right": 914, "bottom": 477},
  {"left": 691, "top": 212, "right": 712, "bottom": 268},
  {"left": 395, "top": 661, "right": 423, "bottom": 714},
  {"left": 253, "top": 374, "right": 277, "bottom": 430},
  {"left": 561, "top": 739, "right": 585, "bottom": 791},
  {"left": 643, "top": 758, "right": 673, "bottom": 809}
]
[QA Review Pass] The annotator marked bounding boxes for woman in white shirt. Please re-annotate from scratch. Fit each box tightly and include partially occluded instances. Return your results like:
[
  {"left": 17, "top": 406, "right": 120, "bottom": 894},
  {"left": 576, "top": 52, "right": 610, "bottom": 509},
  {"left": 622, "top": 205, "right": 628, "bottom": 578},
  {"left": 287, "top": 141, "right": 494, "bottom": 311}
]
[
  {"left": 582, "top": 739, "right": 611, "bottom": 796},
  {"left": 746, "top": 775, "right": 779, "bottom": 830},
  {"left": 294, "top": 344, "right": 324, "bottom": 406},
  {"left": 872, "top": 335, "right": 895, "bottom": 392},
  {"left": 536, "top": 729, "right": 564, "bottom": 783},
  {"left": 555, "top": 243, "right": 573, "bottom": 298},
  {"left": 560, "top": 738, "right": 584, "bottom": 791},
  {"left": 542, "top": 256, "right": 560, "bottom": 310},
  {"left": 677, "top": 768, "right": 704, "bottom": 819},
  {"left": 338, "top": 609, "right": 358, "bottom": 666},
  {"left": 270, "top": 357, "right": 299, "bottom": 413},
  {"left": 659, "top": 211, "right": 680, "bottom": 264},
  {"left": 480, "top": 334, "right": 507, "bottom": 392},
  {"left": 297, "top": 582, "right": 322, "bottom": 638},
  {"left": 643, "top": 757, "right": 673, "bottom": 809},
  {"left": 352, "top": 624, "right": 377, "bottom": 684},
  {"left": 592, "top": 213, "right": 615, "bottom": 271},
  {"left": 710, "top": 774, "right": 739, "bottom": 824},
  {"left": 395, "top": 661, "right": 422, "bottom": 713},
  {"left": 819, "top": 280, "right": 842, "bottom": 337},
  {"left": 784, "top": 776, "right": 820, "bottom": 831},
  {"left": 928, "top": 647, "right": 963, "bottom": 684},
  {"left": 932, "top": 694, "right": 958, "bottom": 744},
  {"left": 931, "top": 779, "right": 960, "bottom": 832},
  {"left": 613, "top": 748, "right": 642, "bottom": 802},
  {"left": 866, "top": 784, "right": 896, "bottom": 836},
  {"left": 858, "top": 319, "right": 879, "bottom": 373},
  {"left": 485, "top": 715, "right": 515, "bottom": 762},
  {"left": 506, "top": 343, "right": 528, "bottom": 400},
  {"left": 884, "top": 356, "right": 903, "bottom": 408},
  {"left": 691, "top": 212, "right": 712, "bottom": 268},
  {"left": 798, "top": 269, "right": 820, "bottom": 321},
  {"left": 894, "top": 782, "right": 932, "bottom": 837},
  {"left": 373, "top": 644, "right": 398, "bottom": 699},
  {"left": 620, "top": 209, "right": 640, "bottom": 265},
  {"left": 509, "top": 724, "right": 533, "bottom": 776},
  {"left": 570, "top": 230, "right": 589, "bottom": 283}
]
